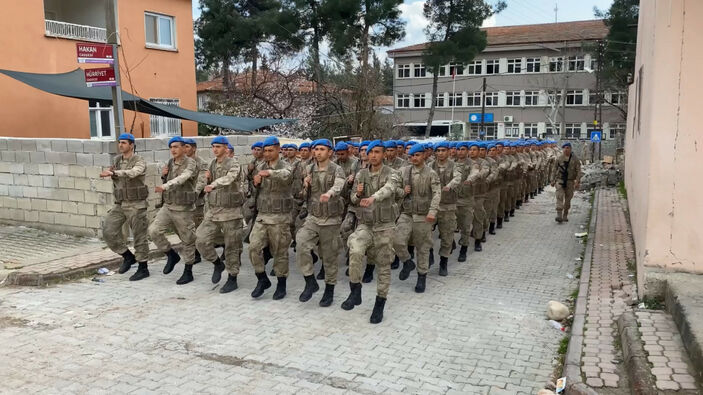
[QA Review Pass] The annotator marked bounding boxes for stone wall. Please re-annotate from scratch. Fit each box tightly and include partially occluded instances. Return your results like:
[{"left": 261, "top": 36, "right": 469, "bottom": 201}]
[{"left": 0, "top": 136, "right": 264, "bottom": 237}]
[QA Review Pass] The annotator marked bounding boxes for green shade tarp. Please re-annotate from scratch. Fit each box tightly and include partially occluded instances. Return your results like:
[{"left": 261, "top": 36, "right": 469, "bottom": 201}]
[{"left": 0, "top": 68, "right": 295, "bottom": 132}]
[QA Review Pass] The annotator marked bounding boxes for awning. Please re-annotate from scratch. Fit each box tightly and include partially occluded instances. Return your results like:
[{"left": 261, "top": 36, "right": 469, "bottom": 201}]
[{"left": 0, "top": 68, "right": 295, "bottom": 132}]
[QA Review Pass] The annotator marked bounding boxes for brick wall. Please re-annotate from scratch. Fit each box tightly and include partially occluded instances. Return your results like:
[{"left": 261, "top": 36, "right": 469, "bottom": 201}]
[{"left": 0, "top": 136, "right": 264, "bottom": 237}]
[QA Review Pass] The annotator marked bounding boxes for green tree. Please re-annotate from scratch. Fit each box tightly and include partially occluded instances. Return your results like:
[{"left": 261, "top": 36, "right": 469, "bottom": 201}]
[
  {"left": 421, "top": 0, "right": 505, "bottom": 137},
  {"left": 291, "top": 0, "right": 331, "bottom": 91},
  {"left": 195, "top": 0, "right": 241, "bottom": 91}
]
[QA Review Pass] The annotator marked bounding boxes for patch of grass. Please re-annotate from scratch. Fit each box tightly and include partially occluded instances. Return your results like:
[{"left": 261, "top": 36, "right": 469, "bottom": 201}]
[
  {"left": 618, "top": 180, "right": 628, "bottom": 199},
  {"left": 642, "top": 296, "right": 665, "bottom": 310},
  {"left": 558, "top": 336, "right": 570, "bottom": 355},
  {"left": 570, "top": 288, "right": 579, "bottom": 299}
]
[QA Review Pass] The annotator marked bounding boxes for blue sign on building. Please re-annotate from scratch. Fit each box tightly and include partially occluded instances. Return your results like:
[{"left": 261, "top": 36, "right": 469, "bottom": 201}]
[
  {"left": 590, "top": 130, "right": 602, "bottom": 142},
  {"left": 469, "top": 113, "right": 494, "bottom": 123}
]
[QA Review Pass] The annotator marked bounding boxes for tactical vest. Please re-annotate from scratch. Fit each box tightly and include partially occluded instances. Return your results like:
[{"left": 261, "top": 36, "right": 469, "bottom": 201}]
[
  {"left": 163, "top": 158, "right": 198, "bottom": 206},
  {"left": 207, "top": 157, "right": 244, "bottom": 208},
  {"left": 400, "top": 166, "right": 432, "bottom": 215},
  {"left": 256, "top": 160, "right": 293, "bottom": 214},
  {"left": 307, "top": 162, "right": 344, "bottom": 218},
  {"left": 112, "top": 155, "right": 148, "bottom": 203},
  {"left": 457, "top": 159, "right": 473, "bottom": 199},
  {"left": 432, "top": 160, "right": 457, "bottom": 204},
  {"left": 356, "top": 166, "right": 397, "bottom": 225},
  {"left": 473, "top": 159, "right": 490, "bottom": 195}
]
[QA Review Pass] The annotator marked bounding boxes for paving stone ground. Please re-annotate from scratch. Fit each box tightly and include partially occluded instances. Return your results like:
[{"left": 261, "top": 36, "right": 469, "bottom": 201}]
[{"left": 0, "top": 188, "right": 589, "bottom": 394}]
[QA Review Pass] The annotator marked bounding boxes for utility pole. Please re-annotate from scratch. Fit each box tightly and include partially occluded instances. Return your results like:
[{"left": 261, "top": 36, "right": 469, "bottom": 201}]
[
  {"left": 597, "top": 40, "right": 604, "bottom": 161},
  {"left": 106, "top": 0, "right": 125, "bottom": 139},
  {"left": 480, "top": 77, "right": 486, "bottom": 141}
]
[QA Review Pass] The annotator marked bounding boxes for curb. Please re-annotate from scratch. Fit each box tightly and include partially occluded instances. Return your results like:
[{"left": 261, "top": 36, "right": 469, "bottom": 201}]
[
  {"left": 616, "top": 311, "right": 658, "bottom": 395},
  {"left": 665, "top": 280, "right": 703, "bottom": 384},
  {"left": 564, "top": 189, "right": 599, "bottom": 395}
]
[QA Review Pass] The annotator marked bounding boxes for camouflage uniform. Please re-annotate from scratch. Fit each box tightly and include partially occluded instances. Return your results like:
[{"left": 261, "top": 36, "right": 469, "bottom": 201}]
[
  {"left": 456, "top": 158, "right": 481, "bottom": 247},
  {"left": 471, "top": 157, "right": 491, "bottom": 240},
  {"left": 430, "top": 159, "right": 463, "bottom": 258},
  {"left": 484, "top": 156, "right": 501, "bottom": 225},
  {"left": 552, "top": 152, "right": 583, "bottom": 220},
  {"left": 191, "top": 155, "right": 209, "bottom": 230}
]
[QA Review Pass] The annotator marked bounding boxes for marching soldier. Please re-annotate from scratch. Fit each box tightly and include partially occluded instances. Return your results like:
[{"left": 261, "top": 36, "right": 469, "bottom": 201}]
[
  {"left": 485, "top": 144, "right": 501, "bottom": 236},
  {"left": 343, "top": 140, "right": 401, "bottom": 324},
  {"left": 552, "top": 142, "right": 583, "bottom": 223},
  {"left": 296, "top": 139, "right": 346, "bottom": 306},
  {"left": 283, "top": 143, "right": 304, "bottom": 248},
  {"left": 384, "top": 141, "right": 405, "bottom": 170},
  {"left": 455, "top": 141, "right": 481, "bottom": 262},
  {"left": 149, "top": 136, "right": 199, "bottom": 284},
  {"left": 468, "top": 142, "right": 489, "bottom": 251},
  {"left": 298, "top": 141, "right": 314, "bottom": 166},
  {"left": 430, "top": 141, "right": 462, "bottom": 275},
  {"left": 183, "top": 138, "right": 208, "bottom": 263},
  {"left": 195, "top": 136, "right": 244, "bottom": 293},
  {"left": 393, "top": 143, "right": 440, "bottom": 292},
  {"left": 248, "top": 136, "right": 293, "bottom": 299},
  {"left": 100, "top": 133, "right": 150, "bottom": 281}
]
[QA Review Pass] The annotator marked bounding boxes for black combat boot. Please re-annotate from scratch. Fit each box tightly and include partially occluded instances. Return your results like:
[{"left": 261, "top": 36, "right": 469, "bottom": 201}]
[
  {"left": 399, "top": 259, "right": 416, "bottom": 281},
  {"left": 510, "top": 209, "right": 515, "bottom": 217},
  {"left": 129, "top": 262, "right": 149, "bottom": 281},
  {"left": 458, "top": 246, "right": 468, "bottom": 262},
  {"left": 341, "top": 282, "right": 362, "bottom": 310},
  {"left": 272, "top": 277, "right": 287, "bottom": 300},
  {"left": 370, "top": 296, "right": 386, "bottom": 324},
  {"left": 119, "top": 250, "right": 136, "bottom": 274},
  {"left": 408, "top": 246, "right": 415, "bottom": 259},
  {"left": 439, "top": 257, "right": 448, "bottom": 277},
  {"left": 429, "top": 248, "right": 435, "bottom": 267},
  {"left": 176, "top": 264, "right": 193, "bottom": 285},
  {"left": 299, "top": 275, "right": 320, "bottom": 302},
  {"left": 496, "top": 217, "right": 503, "bottom": 229},
  {"left": 319, "top": 284, "right": 334, "bottom": 307},
  {"left": 489, "top": 222, "right": 496, "bottom": 235},
  {"left": 481, "top": 232, "right": 487, "bottom": 243},
  {"left": 474, "top": 239, "right": 483, "bottom": 252},
  {"left": 251, "top": 271, "right": 272, "bottom": 298},
  {"left": 503, "top": 211, "right": 510, "bottom": 222},
  {"left": 193, "top": 249, "right": 202, "bottom": 264},
  {"left": 415, "top": 274, "right": 426, "bottom": 293},
  {"left": 163, "top": 249, "right": 181, "bottom": 275},
  {"left": 316, "top": 265, "right": 325, "bottom": 280},
  {"left": 220, "top": 274, "right": 238, "bottom": 293},
  {"left": 516, "top": 200, "right": 522, "bottom": 208},
  {"left": 362, "top": 264, "right": 375, "bottom": 283},
  {"left": 211, "top": 257, "right": 225, "bottom": 284},
  {"left": 391, "top": 256, "right": 400, "bottom": 270}
]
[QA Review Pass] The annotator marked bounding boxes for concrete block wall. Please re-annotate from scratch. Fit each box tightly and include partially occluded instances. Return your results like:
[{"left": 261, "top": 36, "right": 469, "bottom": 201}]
[{"left": 0, "top": 135, "right": 265, "bottom": 237}]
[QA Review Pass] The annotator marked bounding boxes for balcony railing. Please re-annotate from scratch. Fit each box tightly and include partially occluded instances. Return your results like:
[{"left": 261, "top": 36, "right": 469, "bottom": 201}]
[{"left": 45, "top": 19, "right": 107, "bottom": 43}]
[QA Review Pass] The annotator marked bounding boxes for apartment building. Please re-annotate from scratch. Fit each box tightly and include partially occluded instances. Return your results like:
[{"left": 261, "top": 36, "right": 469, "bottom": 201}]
[
  {"left": 0, "top": 0, "right": 197, "bottom": 139},
  {"left": 387, "top": 20, "right": 627, "bottom": 140}
]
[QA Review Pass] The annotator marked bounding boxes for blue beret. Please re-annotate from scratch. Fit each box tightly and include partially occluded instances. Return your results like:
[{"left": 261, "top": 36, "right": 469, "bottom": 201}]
[
  {"left": 118, "top": 133, "right": 135, "bottom": 142},
  {"left": 424, "top": 143, "right": 434, "bottom": 150},
  {"left": 408, "top": 144, "right": 424, "bottom": 156},
  {"left": 312, "top": 139, "right": 333, "bottom": 149},
  {"left": 211, "top": 136, "right": 229, "bottom": 146},
  {"left": 468, "top": 141, "right": 481, "bottom": 149},
  {"left": 487, "top": 143, "right": 497, "bottom": 150},
  {"left": 562, "top": 142, "right": 572, "bottom": 148},
  {"left": 299, "top": 142, "right": 311, "bottom": 149},
  {"left": 334, "top": 141, "right": 349, "bottom": 151},
  {"left": 366, "top": 140, "right": 384, "bottom": 154},
  {"left": 351, "top": 142, "right": 360, "bottom": 148},
  {"left": 227, "top": 143, "right": 234, "bottom": 151},
  {"left": 405, "top": 141, "right": 417, "bottom": 147},
  {"left": 395, "top": 141, "right": 404, "bottom": 147},
  {"left": 456, "top": 141, "right": 469, "bottom": 149},
  {"left": 434, "top": 141, "right": 450, "bottom": 150},
  {"left": 251, "top": 141, "right": 263, "bottom": 149},
  {"left": 168, "top": 136, "right": 184, "bottom": 147},
  {"left": 262, "top": 136, "right": 280, "bottom": 147},
  {"left": 360, "top": 140, "right": 371, "bottom": 148},
  {"left": 290, "top": 144, "right": 298, "bottom": 150},
  {"left": 382, "top": 141, "right": 396, "bottom": 149},
  {"left": 495, "top": 141, "right": 504, "bottom": 147},
  {"left": 183, "top": 138, "right": 197, "bottom": 146}
]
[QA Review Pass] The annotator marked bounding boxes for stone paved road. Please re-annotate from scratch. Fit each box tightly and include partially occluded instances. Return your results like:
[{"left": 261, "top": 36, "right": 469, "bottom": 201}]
[{"left": 0, "top": 188, "right": 590, "bottom": 394}]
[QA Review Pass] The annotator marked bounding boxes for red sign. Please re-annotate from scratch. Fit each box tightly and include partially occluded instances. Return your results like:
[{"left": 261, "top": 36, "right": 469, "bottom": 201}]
[
  {"left": 84, "top": 67, "right": 116, "bottom": 87},
  {"left": 77, "top": 43, "right": 114, "bottom": 64}
]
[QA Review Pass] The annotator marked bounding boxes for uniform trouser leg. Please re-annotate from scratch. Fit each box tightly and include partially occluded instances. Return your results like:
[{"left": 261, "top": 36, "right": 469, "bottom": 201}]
[
  {"left": 148, "top": 207, "right": 197, "bottom": 264},
  {"left": 249, "top": 221, "right": 291, "bottom": 276},
  {"left": 456, "top": 203, "right": 474, "bottom": 246},
  {"left": 411, "top": 221, "right": 432, "bottom": 275},
  {"left": 483, "top": 193, "right": 492, "bottom": 229},
  {"left": 297, "top": 222, "right": 341, "bottom": 285},
  {"left": 348, "top": 225, "right": 372, "bottom": 283},
  {"left": 488, "top": 188, "right": 500, "bottom": 222},
  {"left": 103, "top": 205, "right": 149, "bottom": 262},
  {"left": 499, "top": 186, "right": 508, "bottom": 215},
  {"left": 472, "top": 195, "right": 486, "bottom": 239},
  {"left": 196, "top": 218, "right": 243, "bottom": 275},
  {"left": 437, "top": 210, "right": 457, "bottom": 257},
  {"left": 393, "top": 214, "right": 413, "bottom": 263},
  {"left": 555, "top": 183, "right": 575, "bottom": 214},
  {"left": 193, "top": 205, "right": 204, "bottom": 229},
  {"left": 367, "top": 228, "right": 394, "bottom": 298}
]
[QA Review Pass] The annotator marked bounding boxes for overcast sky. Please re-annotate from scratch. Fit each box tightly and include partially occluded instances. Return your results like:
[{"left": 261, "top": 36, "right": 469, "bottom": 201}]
[{"left": 191, "top": 0, "right": 614, "bottom": 61}]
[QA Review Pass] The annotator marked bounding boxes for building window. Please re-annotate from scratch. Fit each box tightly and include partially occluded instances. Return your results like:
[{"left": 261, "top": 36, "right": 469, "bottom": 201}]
[
  {"left": 145, "top": 12, "right": 176, "bottom": 49},
  {"left": 467, "top": 60, "right": 482, "bottom": 75},
  {"left": 505, "top": 91, "right": 521, "bottom": 106},
  {"left": 548, "top": 90, "right": 562, "bottom": 105},
  {"left": 397, "top": 64, "right": 411, "bottom": 78},
  {"left": 566, "top": 90, "right": 584, "bottom": 105},
  {"left": 589, "top": 90, "right": 600, "bottom": 106},
  {"left": 438, "top": 66, "right": 447, "bottom": 77},
  {"left": 546, "top": 123, "right": 561, "bottom": 136},
  {"left": 526, "top": 57, "right": 541, "bottom": 73},
  {"left": 448, "top": 63, "right": 464, "bottom": 77},
  {"left": 89, "top": 101, "right": 115, "bottom": 139},
  {"left": 484, "top": 92, "right": 498, "bottom": 106},
  {"left": 471, "top": 123, "right": 497, "bottom": 139},
  {"left": 149, "top": 98, "right": 182, "bottom": 137},
  {"left": 448, "top": 93, "right": 463, "bottom": 107},
  {"left": 506, "top": 58, "right": 521, "bottom": 74},
  {"left": 609, "top": 91, "right": 626, "bottom": 105},
  {"left": 567, "top": 56, "right": 585, "bottom": 71},
  {"left": 413, "top": 63, "right": 426, "bottom": 78},
  {"left": 525, "top": 91, "right": 539, "bottom": 106},
  {"left": 549, "top": 57, "right": 564, "bottom": 72},
  {"left": 466, "top": 92, "right": 481, "bottom": 107},
  {"left": 396, "top": 94, "right": 410, "bottom": 108},
  {"left": 565, "top": 123, "right": 581, "bottom": 139},
  {"left": 504, "top": 123, "right": 520, "bottom": 137},
  {"left": 434, "top": 94, "right": 445, "bottom": 107},
  {"left": 485, "top": 59, "right": 500, "bottom": 74},
  {"left": 413, "top": 94, "right": 426, "bottom": 108},
  {"left": 610, "top": 123, "right": 625, "bottom": 139},
  {"left": 524, "top": 123, "right": 539, "bottom": 138}
]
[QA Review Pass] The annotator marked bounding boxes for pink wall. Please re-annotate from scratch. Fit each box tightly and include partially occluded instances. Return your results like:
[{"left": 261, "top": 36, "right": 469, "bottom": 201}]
[{"left": 625, "top": 0, "right": 703, "bottom": 296}]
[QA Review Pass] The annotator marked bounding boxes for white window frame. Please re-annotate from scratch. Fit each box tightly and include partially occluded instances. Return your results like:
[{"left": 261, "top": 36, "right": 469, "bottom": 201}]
[
  {"left": 609, "top": 91, "right": 626, "bottom": 105},
  {"left": 566, "top": 90, "right": 584, "bottom": 106},
  {"left": 145, "top": 12, "right": 176, "bottom": 50},
  {"left": 413, "top": 94, "right": 426, "bottom": 108},
  {"left": 484, "top": 92, "right": 498, "bottom": 107},
  {"left": 434, "top": 94, "right": 445, "bottom": 107},
  {"left": 526, "top": 57, "right": 541, "bottom": 73},
  {"left": 448, "top": 62, "right": 464, "bottom": 77},
  {"left": 524, "top": 123, "right": 539, "bottom": 138},
  {"left": 448, "top": 92, "right": 463, "bottom": 107},
  {"left": 89, "top": 101, "right": 115, "bottom": 139},
  {"left": 413, "top": 63, "right": 426, "bottom": 78},
  {"left": 149, "top": 98, "right": 182, "bottom": 137},
  {"left": 609, "top": 123, "right": 625, "bottom": 139},
  {"left": 466, "top": 92, "right": 482, "bottom": 107},
  {"left": 506, "top": 58, "right": 521, "bottom": 74},
  {"left": 467, "top": 60, "right": 482, "bottom": 75},
  {"left": 524, "top": 90, "right": 539, "bottom": 106},
  {"left": 396, "top": 94, "right": 411, "bottom": 108},
  {"left": 397, "top": 64, "right": 411, "bottom": 79},
  {"left": 504, "top": 123, "right": 520, "bottom": 137},
  {"left": 565, "top": 123, "right": 581, "bottom": 139},
  {"left": 546, "top": 123, "right": 561, "bottom": 136},
  {"left": 485, "top": 59, "right": 500, "bottom": 75},
  {"left": 567, "top": 56, "right": 585, "bottom": 71},
  {"left": 549, "top": 57, "right": 564, "bottom": 72},
  {"left": 505, "top": 91, "right": 521, "bottom": 106}
]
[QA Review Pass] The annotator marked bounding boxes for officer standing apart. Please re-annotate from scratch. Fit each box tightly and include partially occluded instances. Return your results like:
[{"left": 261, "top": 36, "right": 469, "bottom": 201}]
[
  {"left": 343, "top": 140, "right": 401, "bottom": 324},
  {"left": 552, "top": 142, "right": 582, "bottom": 223},
  {"left": 100, "top": 133, "right": 150, "bottom": 281},
  {"left": 249, "top": 136, "right": 293, "bottom": 300},
  {"left": 296, "top": 139, "right": 346, "bottom": 306},
  {"left": 195, "top": 136, "right": 244, "bottom": 293},
  {"left": 149, "top": 136, "right": 199, "bottom": 284}
]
